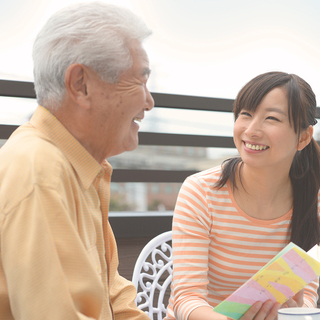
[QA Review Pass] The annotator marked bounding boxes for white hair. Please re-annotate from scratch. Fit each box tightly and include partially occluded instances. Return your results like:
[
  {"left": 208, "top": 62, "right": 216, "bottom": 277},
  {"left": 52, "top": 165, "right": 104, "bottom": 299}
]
[{"left": 32, "top": 1, "right": 152, "bottom": 108}]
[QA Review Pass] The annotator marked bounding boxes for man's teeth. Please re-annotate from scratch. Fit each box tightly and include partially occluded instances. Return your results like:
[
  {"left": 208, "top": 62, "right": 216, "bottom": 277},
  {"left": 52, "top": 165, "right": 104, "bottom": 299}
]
[
  {"left": 133, "top": 117, "right": 141, "bottom": 122},
  {"left": 245, "top": 143, "right": 268, "bottom": 150}
]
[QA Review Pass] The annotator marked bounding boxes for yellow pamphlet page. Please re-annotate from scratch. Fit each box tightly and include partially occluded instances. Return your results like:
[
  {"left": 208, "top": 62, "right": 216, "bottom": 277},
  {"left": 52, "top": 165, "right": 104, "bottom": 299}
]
[{"left": 213, "top": 242, "right": 320, "bottom": 320}]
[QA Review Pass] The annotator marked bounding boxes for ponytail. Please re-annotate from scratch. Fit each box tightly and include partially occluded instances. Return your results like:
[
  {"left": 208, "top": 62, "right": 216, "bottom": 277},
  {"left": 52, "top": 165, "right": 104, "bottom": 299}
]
[
  {"left": 290, "top": 138, "right": 320, "bottom": 251},
  {"left": 215, "top": 157, "right": 241, "bottom": 190}
]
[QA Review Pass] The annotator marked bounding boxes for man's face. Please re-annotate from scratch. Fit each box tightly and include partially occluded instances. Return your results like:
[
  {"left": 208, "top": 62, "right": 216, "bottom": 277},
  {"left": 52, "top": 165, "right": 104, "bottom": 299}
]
[{"left": 87, "top": 39, "right": 154, "bottom": 160}]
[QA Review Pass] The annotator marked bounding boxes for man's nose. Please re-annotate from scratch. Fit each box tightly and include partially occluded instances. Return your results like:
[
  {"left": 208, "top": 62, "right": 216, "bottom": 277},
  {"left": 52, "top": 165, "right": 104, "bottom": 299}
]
[{"left": 145, "top": 88, "right": 154, "bottom": 111}]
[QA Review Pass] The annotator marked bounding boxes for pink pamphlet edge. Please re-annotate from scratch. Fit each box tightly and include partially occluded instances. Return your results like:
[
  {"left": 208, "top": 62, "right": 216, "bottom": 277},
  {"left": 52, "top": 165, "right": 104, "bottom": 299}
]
[{"left": 213, "top": 242, "right": 320, "bottom": 320}]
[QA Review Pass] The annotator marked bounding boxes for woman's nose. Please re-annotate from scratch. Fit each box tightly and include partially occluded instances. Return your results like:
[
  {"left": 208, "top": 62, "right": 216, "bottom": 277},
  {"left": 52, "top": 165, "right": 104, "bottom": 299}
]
[{"left": 244, "top": 118, "right": 262, "bottom": 138}]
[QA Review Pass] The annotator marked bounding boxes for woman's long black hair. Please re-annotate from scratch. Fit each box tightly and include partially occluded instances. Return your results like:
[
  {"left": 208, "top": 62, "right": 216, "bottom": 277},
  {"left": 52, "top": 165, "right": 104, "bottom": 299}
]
[{"left": 215, "top": 72, "right": 320, "bottom": 251}]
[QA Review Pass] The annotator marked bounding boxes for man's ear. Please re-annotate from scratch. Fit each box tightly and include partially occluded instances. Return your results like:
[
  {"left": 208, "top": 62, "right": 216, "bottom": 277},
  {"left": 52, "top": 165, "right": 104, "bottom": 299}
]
[
  {"left": 64, "top": 64, "right": 90, "bottom": 109},
  {"left": 297, "top": 125, "right": 313, "bottom": 151}
]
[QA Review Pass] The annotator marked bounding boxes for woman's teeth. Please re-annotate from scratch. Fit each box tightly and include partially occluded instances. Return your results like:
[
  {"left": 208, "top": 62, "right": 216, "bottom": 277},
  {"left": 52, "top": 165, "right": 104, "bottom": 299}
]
[
  {"left": 133, "top": 117, "right": 141, "bottom": 123},
  {"left": 245, "top": 143, "right": 268, "bottom": 150}
]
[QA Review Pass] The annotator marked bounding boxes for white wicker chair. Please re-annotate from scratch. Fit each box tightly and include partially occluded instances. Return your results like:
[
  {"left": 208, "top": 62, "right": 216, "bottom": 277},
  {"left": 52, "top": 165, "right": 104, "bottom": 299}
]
[{"left": 132, "top": 231, "right": 173, "bottom": 320}]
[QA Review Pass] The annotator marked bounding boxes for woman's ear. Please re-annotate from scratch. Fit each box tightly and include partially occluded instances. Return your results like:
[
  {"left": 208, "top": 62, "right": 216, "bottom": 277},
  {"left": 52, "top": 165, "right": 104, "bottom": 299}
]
[
  {"left": 64, "top": 64, "right": 90, "bottom": 109},
  {"left": 297, "top": 125, "right": 313, "bottom": 151}
]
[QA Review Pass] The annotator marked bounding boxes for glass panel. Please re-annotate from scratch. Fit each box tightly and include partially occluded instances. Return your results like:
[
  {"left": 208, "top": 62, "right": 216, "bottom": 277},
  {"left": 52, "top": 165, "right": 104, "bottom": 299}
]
[
  {"left": 108, "top": 145, "right": 238, "bottom": 172},
  {"left": 0, "top": 96, "right": 37, "bottom": 125},
  {"left": 139, "top": 107, "right": 234, "bottom": 136},
  {"left": 109, "top": 145, "right": 238, "bottom": 213},
  {"left": 0, "top": 139, "right": 7, "bottom": 148},
  {"left": 314, "top": 122, "right": 320, "bottom": 141},
  {"left": 110, "top": 182, "right": 182, "bottom": 212}
]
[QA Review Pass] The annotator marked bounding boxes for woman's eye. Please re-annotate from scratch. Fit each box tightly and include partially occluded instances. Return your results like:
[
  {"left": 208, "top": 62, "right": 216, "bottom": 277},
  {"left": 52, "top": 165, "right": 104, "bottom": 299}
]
[
  {"left": 240, "top": 111, "right": 251, "bottom": 117},
  {"left": 267, "top": 116, "right": 280, "bottom": 121}
]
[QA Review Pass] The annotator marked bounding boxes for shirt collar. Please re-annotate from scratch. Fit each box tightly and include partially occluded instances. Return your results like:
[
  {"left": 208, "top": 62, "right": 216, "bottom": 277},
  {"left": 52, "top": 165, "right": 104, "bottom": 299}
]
[{"left": 30, "top": 105, "right": 112, "bottom": 189}]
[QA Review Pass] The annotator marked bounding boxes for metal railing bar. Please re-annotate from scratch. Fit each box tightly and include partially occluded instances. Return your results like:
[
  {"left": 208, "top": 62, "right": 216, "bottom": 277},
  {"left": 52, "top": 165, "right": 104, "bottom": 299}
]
[
  {"left": 151, "top": 92, "right": 234, "bottom": 112},
  {"left": 0, "top": 124, "right": 19, "bottom": 139},
  {"left": 139, "top": 132, "right": 235, "bottom": 148},
  {"left": 0, "top": 79, "right": 234, "bottom": 111},
  {"left": 0, "top": 80, "right": 36, "bottom": 99},
  {"left": 112, "top": 169, "right": 197, "bottom": 183},
  {"left": 0, "top": 124, "right": 236, "bottom": 148},
  {"left": 1, "top": 79, "right": 320, "bottom": 116}
]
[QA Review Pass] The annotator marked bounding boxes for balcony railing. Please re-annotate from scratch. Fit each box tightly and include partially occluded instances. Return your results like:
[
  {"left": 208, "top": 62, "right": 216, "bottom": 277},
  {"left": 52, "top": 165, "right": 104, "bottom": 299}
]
[{"left": 1, "top": 79, "right": 320, "bottom": 237}]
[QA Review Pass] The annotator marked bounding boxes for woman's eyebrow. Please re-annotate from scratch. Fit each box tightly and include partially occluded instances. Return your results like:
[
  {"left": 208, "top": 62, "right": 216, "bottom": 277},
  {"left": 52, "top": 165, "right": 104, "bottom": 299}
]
[{"left": 265, "top": 107, "right": 287, "bottom": 116}]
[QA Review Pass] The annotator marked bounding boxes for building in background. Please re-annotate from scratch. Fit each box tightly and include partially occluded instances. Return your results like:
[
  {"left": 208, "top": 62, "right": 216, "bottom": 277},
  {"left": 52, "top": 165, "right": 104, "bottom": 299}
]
[{"left": 108, "top": 145, "right": 236, "bottom": 211}]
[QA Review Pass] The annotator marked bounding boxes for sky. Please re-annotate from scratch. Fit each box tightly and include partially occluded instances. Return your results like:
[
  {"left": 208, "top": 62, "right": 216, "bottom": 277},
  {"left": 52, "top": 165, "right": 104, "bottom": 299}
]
[
  {"left": 1, "top": 0, "right": 320, "bottom": 99},
  {"left": 1, "top": 0, "right": 320, "bottom": 143}
]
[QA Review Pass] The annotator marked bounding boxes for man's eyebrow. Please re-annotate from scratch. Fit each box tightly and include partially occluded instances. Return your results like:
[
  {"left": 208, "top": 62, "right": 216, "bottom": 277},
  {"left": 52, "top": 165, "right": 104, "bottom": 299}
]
[{"left": 142, "top": 68, "right": 151, "bottom": 76}]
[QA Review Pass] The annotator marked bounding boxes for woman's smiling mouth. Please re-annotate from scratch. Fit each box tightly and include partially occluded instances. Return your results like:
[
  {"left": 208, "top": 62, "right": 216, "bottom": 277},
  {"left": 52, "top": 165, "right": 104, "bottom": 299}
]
[{"left": 244, "top": 141, "right": 269, "bottom": 151}]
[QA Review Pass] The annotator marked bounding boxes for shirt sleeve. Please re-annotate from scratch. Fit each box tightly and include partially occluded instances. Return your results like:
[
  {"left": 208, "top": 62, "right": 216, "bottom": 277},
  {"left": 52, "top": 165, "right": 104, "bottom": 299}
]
[
  {"left": 110, "top": 271, "right": 150, "bottom": 320},
  {"left": 170, "top": 176, "right": 212, "bottom": 320},
  {"left": 107, "top": 223, "right": 150, "bottom": 320},
  {"left": 303, "top": 278, "right": 319, "bottom": 308},
  {"left": 1, "top": 185, "right": 105, "bottom": 320}
]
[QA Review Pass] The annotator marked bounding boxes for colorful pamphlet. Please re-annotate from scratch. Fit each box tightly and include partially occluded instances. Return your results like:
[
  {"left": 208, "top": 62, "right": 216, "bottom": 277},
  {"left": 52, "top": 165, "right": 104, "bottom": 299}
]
[{"left": 213, "top": 242, "right": 320, "bottom": 320}]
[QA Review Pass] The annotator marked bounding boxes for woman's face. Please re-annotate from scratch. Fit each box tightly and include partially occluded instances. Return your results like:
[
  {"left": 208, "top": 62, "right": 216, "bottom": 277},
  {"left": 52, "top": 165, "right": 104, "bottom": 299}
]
[{"left": 233, "top": 87, "right": 305, "bottom": 172}]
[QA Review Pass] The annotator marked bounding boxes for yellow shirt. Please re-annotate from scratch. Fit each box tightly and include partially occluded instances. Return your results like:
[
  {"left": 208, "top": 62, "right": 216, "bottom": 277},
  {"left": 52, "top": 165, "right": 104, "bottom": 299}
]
[{"left": 0, "top": 106, "right": 148, "bottom": 320}]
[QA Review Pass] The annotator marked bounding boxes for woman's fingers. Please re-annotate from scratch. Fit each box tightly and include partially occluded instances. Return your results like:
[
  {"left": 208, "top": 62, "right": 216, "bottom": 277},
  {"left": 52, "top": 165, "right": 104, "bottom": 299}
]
[
  {"left": 281, "top": 289, "right": 304, "bottom": 308},
  {"left": 293, "top": 289, "right": 304, "bottom": 307},
  {"left": 240, "top": 290, "right": 303, "bottom": 320},
  {"left": 240, "top": 300, "right": 281, "bottom": 320},
  {"left": 239, "top": 301, "right": 263, "bottom": 320},
  {"left": 284, "top": 298, "right": 296, "bottom": 308},
  {"left": 265, "top": 302, "right": 281, "bottom": 320}
]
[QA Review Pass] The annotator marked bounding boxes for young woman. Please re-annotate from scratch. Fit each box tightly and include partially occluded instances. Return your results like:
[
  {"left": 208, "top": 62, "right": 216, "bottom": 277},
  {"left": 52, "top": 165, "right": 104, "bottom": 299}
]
[{"left": 165, "top": 72, "right": 320, "bottom": 320}]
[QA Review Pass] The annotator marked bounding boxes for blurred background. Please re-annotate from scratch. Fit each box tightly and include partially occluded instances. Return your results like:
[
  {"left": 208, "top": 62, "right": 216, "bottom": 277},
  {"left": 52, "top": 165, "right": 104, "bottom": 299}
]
[{"left": 1, "top": 0, "right": 320, "bottom": 212}]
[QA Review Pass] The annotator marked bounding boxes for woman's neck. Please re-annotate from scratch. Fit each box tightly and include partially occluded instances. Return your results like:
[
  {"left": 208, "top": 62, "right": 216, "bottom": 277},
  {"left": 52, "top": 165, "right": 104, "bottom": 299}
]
[{"left": 232, "top": 163, "right": 293, "bottom": 220}]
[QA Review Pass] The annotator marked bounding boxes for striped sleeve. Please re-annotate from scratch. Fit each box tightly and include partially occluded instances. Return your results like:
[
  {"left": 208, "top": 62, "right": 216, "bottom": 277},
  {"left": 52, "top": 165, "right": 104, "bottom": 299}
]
[
  {"left": 303, "top": 279, "right": 319, "bottom": 307},
  {"left": 169, "top": 175, "right": 213, "bottom": 320}
]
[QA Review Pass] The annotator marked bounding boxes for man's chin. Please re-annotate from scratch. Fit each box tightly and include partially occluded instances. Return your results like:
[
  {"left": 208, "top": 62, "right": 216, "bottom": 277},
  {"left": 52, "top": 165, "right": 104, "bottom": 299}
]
[{"left": 125, "top": 138, "right": 139, "bottom": 152}]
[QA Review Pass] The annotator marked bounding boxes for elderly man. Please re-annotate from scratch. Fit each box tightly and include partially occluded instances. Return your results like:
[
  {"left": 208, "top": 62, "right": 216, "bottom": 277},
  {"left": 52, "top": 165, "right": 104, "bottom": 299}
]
[{"left": 0, "top": 2, "right": 153, "bottom": 319}]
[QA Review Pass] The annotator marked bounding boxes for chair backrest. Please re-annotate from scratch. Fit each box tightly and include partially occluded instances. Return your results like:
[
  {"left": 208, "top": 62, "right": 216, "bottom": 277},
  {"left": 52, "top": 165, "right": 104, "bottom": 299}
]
[{"left": 132, "top": 231, "right": 172, "bottom": 320}]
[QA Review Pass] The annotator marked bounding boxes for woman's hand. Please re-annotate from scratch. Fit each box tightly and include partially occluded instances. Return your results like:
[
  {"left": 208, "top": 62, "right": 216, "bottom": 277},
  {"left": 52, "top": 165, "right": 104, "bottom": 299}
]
[
  {"left": 280, "top": 289, "right": 304, "bottom": 308},
  {"left": 239, "top": 300, "right": 281, "bottom": 320},
  {"left": 239, "top": 290, "right": 304, "bottom": 320}
]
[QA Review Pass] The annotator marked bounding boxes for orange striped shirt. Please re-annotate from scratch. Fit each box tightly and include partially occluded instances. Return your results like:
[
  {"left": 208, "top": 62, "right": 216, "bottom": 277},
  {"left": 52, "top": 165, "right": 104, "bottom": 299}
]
[
  {"left": 165, "top": 166, "right": 319, "bottom": 320},
  {"left": 0, "top": 106, "right": 148, "bottom": 320}
]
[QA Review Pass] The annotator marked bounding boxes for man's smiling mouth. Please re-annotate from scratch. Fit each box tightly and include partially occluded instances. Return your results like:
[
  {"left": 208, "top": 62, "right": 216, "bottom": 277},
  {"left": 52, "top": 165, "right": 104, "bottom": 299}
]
[{"left": 133, "top": 117, "right": 142, "bottom": 123}]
